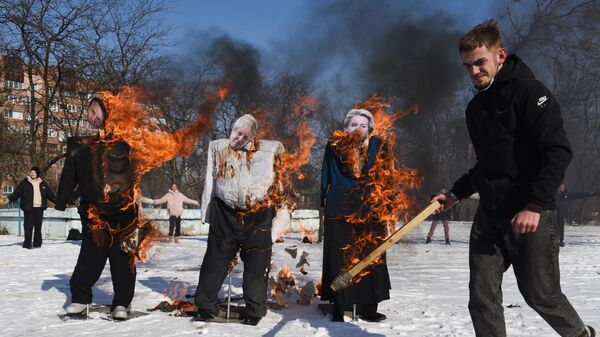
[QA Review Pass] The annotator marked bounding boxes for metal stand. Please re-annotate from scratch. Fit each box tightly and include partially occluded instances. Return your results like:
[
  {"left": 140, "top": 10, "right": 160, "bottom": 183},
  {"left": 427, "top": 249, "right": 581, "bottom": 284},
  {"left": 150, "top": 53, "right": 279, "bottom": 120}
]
[
  {"left": 352, "top": 304, "right": 357, "bottom": 321},
  {"left": 86, "top": 303, "right": 90, "bottom": 317},
  {"left": 226, "top": 270, "right": 232, "bottom": 322}
]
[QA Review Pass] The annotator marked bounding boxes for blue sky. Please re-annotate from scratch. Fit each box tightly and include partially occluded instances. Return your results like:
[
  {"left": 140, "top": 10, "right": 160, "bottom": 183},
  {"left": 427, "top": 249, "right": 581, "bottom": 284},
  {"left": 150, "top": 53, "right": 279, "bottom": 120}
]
[
  {"left": 161, "top": 0, "right": 497, "bottom": 53},
  {"left": 162, "top": 0, "right": 306, "bottom": 51}
]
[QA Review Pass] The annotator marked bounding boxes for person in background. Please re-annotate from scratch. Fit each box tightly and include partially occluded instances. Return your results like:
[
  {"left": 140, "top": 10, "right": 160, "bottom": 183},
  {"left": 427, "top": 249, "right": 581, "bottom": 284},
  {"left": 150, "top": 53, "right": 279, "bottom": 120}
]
[
  {"left": 145, "top": 183, "right": 199, "bottom": 243},
  {"left": 426, "top": 189, "right": 452, "bottom": 245},
  {"left": 556, "top": 182, "right": 599, "bottom": 247},
  {"left": 4, "top": 167, "right": 56, "bottom": 249}
]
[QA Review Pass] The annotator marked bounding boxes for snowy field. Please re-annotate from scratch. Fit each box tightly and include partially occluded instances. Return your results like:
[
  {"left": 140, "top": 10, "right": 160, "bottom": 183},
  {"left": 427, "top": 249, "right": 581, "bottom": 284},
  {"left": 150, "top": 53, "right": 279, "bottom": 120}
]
[{"left": 1, "top": 221, "right": 598, "bottom": 337}]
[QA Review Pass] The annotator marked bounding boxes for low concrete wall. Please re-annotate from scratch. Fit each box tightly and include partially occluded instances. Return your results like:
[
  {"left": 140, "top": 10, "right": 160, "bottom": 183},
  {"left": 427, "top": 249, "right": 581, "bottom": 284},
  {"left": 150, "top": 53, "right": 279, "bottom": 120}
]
[{"left": 0, "top": 207, "right": 320, "bottom": 239}]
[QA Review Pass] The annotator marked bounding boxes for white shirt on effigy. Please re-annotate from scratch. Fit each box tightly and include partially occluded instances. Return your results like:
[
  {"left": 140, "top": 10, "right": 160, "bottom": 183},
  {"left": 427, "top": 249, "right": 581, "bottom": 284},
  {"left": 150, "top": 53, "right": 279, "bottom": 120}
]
[{"left": 201, "top": 139, "right": 284, "bottom": 223}]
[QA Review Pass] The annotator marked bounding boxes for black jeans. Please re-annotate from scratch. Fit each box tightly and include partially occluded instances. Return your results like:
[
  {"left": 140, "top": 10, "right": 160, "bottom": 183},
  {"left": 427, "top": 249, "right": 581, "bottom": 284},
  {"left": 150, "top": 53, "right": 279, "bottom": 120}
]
[
  {"left": 469, "top": 207, "right": 586, "bottom": 337},
  {"left": 23, "top": 207, "right": 44, "bottom": 248},
  {"left": 169, "top": 216, "right": 181, "bottom": 237},
  {"left": 70, "top": 210, "right": 137, "bottom": 308},
  {"left": 194, "top": 198, "right": 273, "bottom": 318}
]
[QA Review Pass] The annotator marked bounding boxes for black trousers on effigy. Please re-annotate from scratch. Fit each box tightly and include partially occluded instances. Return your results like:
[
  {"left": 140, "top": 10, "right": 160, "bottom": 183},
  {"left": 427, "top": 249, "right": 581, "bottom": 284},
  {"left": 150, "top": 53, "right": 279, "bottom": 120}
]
[
  {"left": 194, "top": 197, "right": 274, "bottom": 318},
  {"left": 69, "top": 209, "right": 137, "bottom": 308}
]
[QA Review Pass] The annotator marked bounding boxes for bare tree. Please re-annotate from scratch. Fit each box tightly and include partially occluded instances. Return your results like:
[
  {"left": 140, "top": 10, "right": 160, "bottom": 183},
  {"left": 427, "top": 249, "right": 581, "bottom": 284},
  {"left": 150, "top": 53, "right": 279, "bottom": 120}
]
[
  {"left": 0, "top": 0, "right": 100, "bottom": 186},
  {"left": 81, "top": 0, "right": 169, "bottom": 92},
  {"left": 498, "top": 0, "right": 600, "bottom": 222}
]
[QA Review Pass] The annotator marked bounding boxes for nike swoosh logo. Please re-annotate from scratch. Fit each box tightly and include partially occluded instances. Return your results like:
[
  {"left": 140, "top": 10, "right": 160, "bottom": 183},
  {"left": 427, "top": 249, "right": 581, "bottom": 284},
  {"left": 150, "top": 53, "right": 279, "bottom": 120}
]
[{"left": 537, "top": 96, "right": 548, "bottom": 106}]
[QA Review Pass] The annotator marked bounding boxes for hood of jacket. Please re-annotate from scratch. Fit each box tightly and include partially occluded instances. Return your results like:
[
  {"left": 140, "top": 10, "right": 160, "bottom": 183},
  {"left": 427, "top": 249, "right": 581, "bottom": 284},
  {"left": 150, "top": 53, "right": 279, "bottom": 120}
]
[{"left": 493, "top": 54, "right": 536, "bottom": 86}]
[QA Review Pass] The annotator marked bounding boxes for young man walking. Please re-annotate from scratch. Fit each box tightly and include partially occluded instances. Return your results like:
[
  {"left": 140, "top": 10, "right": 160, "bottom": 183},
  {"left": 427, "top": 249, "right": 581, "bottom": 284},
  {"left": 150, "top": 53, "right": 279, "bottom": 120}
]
[{"left": 433, "top": 20, "right": 595, "bottom": 337}]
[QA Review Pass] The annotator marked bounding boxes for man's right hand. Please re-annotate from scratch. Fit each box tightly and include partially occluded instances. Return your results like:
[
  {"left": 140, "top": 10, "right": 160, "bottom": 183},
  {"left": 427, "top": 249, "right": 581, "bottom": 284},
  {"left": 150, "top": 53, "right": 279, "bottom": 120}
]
[{"left": 431, "top": 193, "right": 456, "bottom": 213}]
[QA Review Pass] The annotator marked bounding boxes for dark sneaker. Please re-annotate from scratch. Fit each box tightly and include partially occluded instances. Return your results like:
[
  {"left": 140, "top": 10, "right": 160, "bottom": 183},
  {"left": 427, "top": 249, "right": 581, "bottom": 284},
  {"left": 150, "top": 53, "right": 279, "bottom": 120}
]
[
  {"left": 445, "top": 239, "right": 451, "bottom": 245},
  {"left": 359, "top": 311, "right": 386, "bottom": 322},
  {"left": 331, "top": 311, "right": 344, "bottom": 322},
  {"left": 559, "top": 241, "right": 565, "bottom": 247},
  {"left": 425, "top": 237, "right": 431, "bottom": 244},
  {"left": 195, "top": 310, "right": 217, "bottom": 322},
  {"left": 331, "top": 301, "right": 345, "bottom": 322},
  {"left": 241, "top": 316, "right": 261, "bottom": 326}
]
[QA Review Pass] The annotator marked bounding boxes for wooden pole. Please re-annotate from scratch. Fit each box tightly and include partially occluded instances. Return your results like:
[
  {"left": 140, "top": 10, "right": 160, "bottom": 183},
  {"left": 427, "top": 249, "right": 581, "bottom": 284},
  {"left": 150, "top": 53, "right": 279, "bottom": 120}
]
[{"left": 330, "top": 201, "right": 441, "bottom": 292}]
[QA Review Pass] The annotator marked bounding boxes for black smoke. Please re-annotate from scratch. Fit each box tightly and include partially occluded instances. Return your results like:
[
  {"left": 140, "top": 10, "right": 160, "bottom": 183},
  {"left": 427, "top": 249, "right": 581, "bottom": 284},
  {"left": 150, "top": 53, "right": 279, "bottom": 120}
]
[{"left": 272, "top": 0, "right": 468, "bottom": 193}]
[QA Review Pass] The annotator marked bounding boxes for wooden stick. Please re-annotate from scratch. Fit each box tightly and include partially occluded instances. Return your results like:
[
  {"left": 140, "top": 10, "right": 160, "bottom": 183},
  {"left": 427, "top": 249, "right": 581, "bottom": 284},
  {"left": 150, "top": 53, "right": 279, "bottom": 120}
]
[{"left": 330, "top": 201, "right": 441, "bottom": 292}]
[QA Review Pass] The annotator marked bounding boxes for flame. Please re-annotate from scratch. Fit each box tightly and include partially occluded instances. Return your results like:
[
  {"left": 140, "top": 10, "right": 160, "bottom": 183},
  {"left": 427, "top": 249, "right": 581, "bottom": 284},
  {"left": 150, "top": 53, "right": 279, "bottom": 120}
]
[
  {"left": 85, "top": 86, "right": 225, "bottom": 269},
  {"left": 153, "top": 282, "right": 197, "bottom": 316},
  {"left": 298, "top": 223, "right": 317, "bottom": 243},
  {"left": 277, "top": 263, "right": 296, "bottom": 286},
  {"left": 315, "top": 273, "right": 322, "bottom": 297},
  {"left": 163, "top": 281, "right": 190, "bottom": 302},
  {"left": 135, "top": 224, "right": 161, "bottom": 263},
  {"left": 269, "top": 263, "right": 298, "bottom": 307},
  {"left": 240, "top": 96, "right": 318, "bottom": 215},
  {"left": 336, "top": 95, "right": 421, "bottom": 283}
]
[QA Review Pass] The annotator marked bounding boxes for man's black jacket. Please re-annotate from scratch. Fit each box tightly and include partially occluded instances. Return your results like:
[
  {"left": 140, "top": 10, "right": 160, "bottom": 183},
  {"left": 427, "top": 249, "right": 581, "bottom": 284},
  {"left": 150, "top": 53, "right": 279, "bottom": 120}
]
[
  {"left": 8, "top": 178, "right": 56, "bottom": 212},
  {"left": 450, "top": 54, "right": 572, "bottom": 215}
]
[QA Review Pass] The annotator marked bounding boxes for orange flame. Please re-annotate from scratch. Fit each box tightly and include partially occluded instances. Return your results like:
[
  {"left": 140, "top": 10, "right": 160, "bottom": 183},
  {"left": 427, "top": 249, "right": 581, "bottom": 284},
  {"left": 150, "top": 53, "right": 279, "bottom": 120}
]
[
  {"left": 336, "top": 95, "right": 421, "bottom": 283},
  {"left": 269, "top": 263, "right": 297, "bottom": 306},
  {"left": 157, "top": 282, "right": 197, "bottom": 316},
  {"left": 298, "top": 223, "right": 317, "bottom": 243},
  {"left": 86, "top": 86, "right": 225, "bottom": 269},
  {"left": 241, "top": 96, "right": 318, "bottom": 215},
  {"left": 163, "top": 282, "right": 190, "bottom": 302}
]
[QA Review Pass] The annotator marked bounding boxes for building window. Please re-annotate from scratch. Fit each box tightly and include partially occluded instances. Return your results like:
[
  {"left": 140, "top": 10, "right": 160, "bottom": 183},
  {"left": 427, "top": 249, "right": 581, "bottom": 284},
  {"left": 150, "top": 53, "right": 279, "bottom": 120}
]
[
  {"left": 65, "top": 103, "right": 77, "bottom": 112},
  {"left": 4, "top": 80, "right": 24, "bottom": 90},
  {"left": 2, "top": 185, "right": 14, "bottom": 194},
  {"left": 4, "top": 110, "right": 23, "bottom": 119},
  {"left": 5, "top": 95, "right": 20, "bottom": 104}
]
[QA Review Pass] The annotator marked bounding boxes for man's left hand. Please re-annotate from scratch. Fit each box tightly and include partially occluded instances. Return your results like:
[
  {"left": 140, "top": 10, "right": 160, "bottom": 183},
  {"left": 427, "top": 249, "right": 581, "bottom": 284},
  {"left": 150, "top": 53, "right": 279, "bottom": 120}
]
[{"left": 511, "top": 210, "right": 540, "bottom": 234}]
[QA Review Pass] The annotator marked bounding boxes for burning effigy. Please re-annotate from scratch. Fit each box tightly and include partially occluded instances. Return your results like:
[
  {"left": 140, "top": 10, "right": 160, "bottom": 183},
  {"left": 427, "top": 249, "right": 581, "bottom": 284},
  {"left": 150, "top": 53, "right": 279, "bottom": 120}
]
[
  {"left": 55, "top": 86, "right": 224, "bottom": 319},
  {"left": 194, "top": 98, "right": 317, "bottom": 326},
  {"left": 319, "top": 96, "right": 422, "bottom": 322}
]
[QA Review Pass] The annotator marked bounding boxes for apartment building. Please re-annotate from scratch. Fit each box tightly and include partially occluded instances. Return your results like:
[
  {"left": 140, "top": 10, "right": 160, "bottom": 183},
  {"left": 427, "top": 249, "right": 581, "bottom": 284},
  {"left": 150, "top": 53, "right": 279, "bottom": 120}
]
[{"left": 1, "top": 55, "right": 91, "bottom": 195}]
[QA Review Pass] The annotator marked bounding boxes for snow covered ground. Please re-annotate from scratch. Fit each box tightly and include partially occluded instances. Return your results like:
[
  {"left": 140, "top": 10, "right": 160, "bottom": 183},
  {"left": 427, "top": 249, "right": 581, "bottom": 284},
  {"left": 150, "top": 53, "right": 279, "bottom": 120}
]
[{"left": 1, "top": 221, "right": 598, "bottom": 337}]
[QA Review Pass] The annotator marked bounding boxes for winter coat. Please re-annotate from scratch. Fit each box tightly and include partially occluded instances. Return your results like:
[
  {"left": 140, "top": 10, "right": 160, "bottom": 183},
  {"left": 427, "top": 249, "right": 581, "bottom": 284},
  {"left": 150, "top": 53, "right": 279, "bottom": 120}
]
[
  {"left": 8, "top": 177, "right": 56, "bottom": 212},
  {"left": 450, "top": 54, "right": 572, "bottom": 216},
  {"left": 55, "top": 136, "right": 135, "bottom": 220},
  {"left": 319, "top": 135, "right": 390, "bottom": 304},
  {"left": 320, "top": 136, "right": 382, "bottom": 218},
  {"left": 153, "top": 190, "right": 198, "bottom": 217}
]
